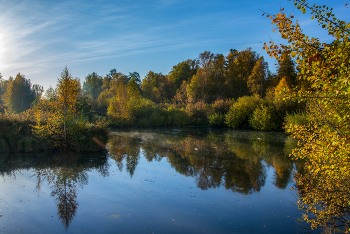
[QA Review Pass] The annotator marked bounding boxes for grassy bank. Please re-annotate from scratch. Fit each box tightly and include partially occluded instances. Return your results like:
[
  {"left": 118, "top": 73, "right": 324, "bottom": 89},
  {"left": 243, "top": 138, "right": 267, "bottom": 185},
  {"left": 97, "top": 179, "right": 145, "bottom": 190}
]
[{"left": 0, "top": 114, "right": 108, "bottom": 153}]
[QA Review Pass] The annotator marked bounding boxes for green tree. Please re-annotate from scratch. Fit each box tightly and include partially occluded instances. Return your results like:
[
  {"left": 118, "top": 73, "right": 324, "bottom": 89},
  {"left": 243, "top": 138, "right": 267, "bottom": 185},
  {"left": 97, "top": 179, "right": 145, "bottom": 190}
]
[
  {"left": 168, "top": 59, "right": 198, "bottom": 93},
  {"left": 83, "top": 72, "right": 103, "bottom": 100},
  {"left": 224, "top": 49, "right": 239, "bottom": 99},
  {"left": 97, "top": 91, "right": 108, "bottom": 113},
  {"left": 141, "top": 71, "right": 170, "bottom": 103},
  {"left": 187, "top": 51, "right": 223, "bottom": 103},
  {"left": 83, "top": 72, "right": 103, "bottom": 111},
  {"left": 2, "top": 73, "right": 41, "bottom": 113},
  {"left": 212, "top": 54, "right": 226, "bottom": 98},
  {"left": 234, "top": 48, "right": 259, "bottom": 98},
  {"left": 0, "top": 74, "right": 8, "bottom": 112},
  {"left": 187, "top": 69, "right": 205, "bottom": 102},
  {"left": 127, "top": 77, "right": 141, "bottom": 109}
]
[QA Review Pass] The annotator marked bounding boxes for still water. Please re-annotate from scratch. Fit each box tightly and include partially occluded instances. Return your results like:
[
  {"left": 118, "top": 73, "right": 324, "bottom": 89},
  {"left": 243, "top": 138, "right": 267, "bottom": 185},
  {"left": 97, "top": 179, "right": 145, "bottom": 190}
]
[{"left": 0, "top": 128, "right": 307, "bottom": 233}]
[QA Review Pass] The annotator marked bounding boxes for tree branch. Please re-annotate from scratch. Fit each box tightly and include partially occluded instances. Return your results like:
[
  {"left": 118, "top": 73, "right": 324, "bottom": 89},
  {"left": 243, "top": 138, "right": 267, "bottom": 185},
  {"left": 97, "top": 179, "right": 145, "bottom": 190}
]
[{"left": 313, "top": 99, "right": 345, "bottom": 139}]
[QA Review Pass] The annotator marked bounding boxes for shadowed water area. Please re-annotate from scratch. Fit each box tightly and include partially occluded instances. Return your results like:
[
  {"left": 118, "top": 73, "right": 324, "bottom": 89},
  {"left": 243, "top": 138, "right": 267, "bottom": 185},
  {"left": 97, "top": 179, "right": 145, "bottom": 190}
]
[{"left": 0, "top": 128, "right": 309, "bottom": 233}]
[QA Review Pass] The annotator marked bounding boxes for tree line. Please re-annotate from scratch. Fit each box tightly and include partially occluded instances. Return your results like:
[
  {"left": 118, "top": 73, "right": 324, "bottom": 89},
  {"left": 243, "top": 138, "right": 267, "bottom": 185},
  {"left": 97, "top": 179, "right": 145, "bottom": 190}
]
[
  {"left": 0, "top": 45, "right": 303, "bottom": 131},
  {"left": 0, "top": 46, "right": 299, "bottom": 131},
  {"left": 79, "top": 47, "right": 298, "bottom": 111}
]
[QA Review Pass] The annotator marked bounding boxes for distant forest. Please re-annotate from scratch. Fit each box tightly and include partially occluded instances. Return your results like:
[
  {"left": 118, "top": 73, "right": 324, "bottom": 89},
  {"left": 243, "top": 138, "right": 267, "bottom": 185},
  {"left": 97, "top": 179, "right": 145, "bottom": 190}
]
[{"left": 0, "top": 47, "right": 304, "bottom": 130}]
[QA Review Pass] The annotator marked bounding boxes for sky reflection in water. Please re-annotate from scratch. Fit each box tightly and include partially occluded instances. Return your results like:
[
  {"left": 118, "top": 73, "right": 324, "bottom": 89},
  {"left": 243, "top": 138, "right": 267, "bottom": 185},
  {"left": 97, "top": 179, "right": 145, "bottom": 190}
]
[{"left": 0, "top": 128, "right": 308, "bottom": 233}]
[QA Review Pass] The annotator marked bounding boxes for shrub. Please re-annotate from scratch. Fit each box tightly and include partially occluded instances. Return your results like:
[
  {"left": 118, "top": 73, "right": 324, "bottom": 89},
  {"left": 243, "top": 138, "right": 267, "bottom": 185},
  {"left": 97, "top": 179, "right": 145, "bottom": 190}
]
[
  {"left": 0, "top": 114, "right": 33, "bottom": 151},
  {"left": 208, "top": 112, "right": 226, "bottom": 127},
  {"left": 148, "top": 107, "right": 167, "bottom": 126},
  {"left": 70, "top": 121, "right": 109, "bottom": 152},
  {"left": 133, "top": 99, "right": 168, "bottom": 127},
  {"left": 225, "top": 96, "right": 260, "bottom": 128},
  {"left": 210, "top": 98, "right": 233, "bottom": 114},
  {"left": 185, "top": 100, "right": 209, "bottom": 126},
  {"left": 167, "top": 106, "right": 190, "bottom": 126},
  {"left": 249, "top": 104, "right": 277, "bottom": 131},
  {"left": 186, "top": 100, "right": 207, "bottom": 118}
]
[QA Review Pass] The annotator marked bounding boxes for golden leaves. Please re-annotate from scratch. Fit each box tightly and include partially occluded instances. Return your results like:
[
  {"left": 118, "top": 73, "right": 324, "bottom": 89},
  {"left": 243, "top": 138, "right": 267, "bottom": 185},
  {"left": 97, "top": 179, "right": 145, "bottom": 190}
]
[{"left": 266, "top": 0, "right": 350, "bottom": 232}]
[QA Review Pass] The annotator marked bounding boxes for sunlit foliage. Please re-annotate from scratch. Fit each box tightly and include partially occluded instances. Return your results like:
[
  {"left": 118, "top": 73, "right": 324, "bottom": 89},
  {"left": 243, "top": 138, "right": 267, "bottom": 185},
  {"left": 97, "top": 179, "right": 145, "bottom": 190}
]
[
  {"left": 225, "top": 96, "right": 260, "bottom": 129},
  {"left": 264, "top": 0, "right": 350, "bottom": 232},
  {"left": 33, "top": 67, "right": 80, "bottom": 148}
]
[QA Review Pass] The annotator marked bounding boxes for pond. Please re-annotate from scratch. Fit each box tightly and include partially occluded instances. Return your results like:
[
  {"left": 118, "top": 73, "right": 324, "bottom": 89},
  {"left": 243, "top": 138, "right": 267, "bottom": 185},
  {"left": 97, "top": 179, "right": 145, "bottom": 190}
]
[{"left": 0, "top": 127, "right": 309, "bottom": 233}]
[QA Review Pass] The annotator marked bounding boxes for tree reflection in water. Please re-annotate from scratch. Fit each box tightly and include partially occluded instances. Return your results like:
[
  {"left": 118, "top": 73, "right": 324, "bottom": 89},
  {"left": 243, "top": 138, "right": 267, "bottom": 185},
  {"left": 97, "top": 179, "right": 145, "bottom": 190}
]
[
  {"left": 107, "top": 129, "right": 296, "bottom": 195},
  {"left": 0, "top": 151, "right": 109, "bottom": 230},
  {"left": 108, "top": 135, "right": 141, "bottom": 177},
  {"left": 51, "top": 178, "right": 79, "bottom": 230}
]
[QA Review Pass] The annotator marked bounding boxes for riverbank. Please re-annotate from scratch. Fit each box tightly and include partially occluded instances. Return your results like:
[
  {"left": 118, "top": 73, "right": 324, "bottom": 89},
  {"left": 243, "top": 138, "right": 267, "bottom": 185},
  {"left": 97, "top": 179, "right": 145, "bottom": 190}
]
[{"left": 0, "top": 114, "right": 108, "bottom": 153}]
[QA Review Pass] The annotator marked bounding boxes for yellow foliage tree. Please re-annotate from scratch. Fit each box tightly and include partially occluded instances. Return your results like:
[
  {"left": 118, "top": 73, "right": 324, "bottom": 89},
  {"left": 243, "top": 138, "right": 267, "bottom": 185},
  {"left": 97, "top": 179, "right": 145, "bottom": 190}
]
[
  {"left": 264, "top": 0, "right": 350, "bottom": 232},
  {"left": 247, "top": 57, "right": 268, "bottom": 97},
  {"left": 33, "top": 67, "right": 79, "bottom": 147},
  {"left": 107, "top": 78, "right": 141, "bottom": 125},
  {"left": 274, "top": 77, "right": 290, "bottom": 98}
]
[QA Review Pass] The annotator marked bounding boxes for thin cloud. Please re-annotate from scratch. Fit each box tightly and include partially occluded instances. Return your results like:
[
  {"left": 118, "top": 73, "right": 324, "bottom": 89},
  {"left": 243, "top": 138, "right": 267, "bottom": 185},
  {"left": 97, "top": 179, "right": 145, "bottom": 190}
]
[{"left": 1, "top": 0, "right": 348, "bottom": 89}]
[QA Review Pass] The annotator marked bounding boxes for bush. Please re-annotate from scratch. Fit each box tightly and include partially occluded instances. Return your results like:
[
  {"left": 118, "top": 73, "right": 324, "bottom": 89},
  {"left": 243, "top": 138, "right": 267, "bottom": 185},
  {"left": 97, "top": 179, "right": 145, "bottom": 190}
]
[
  {"left": 149, "top": 107, "right": 167, "bottom": 126},
  {"left": 225, "top": 96, "right": 260, "bottom": 128},
  {"left": 167, "top": 106, "right": 190, "bottom": 126},
  {"left": 132, "top": 100, "right": 169, "bottom": 127},
  {"left": 210, "top": 98, "right": 233, "bottom": 114},
  {"left": 284, "top": 111, "right": 309, "bottom": 131},
  {"left": 0, "top": 114, "right": 33, "bottom": 151},
  {"left": 208, "top": 112, "right": 226, "bottom": 127},
  {"left": 185, "top": 100, "right": 209, "bottom": 126},
  {"left": 249, "top": 104, "right": 277, "bottom": 131},
  {"left": 186, "top": 100, "right": 207, "bottom": 118},
  {"left": 70, "top": 121, "right": 109, "bottom": 152}
]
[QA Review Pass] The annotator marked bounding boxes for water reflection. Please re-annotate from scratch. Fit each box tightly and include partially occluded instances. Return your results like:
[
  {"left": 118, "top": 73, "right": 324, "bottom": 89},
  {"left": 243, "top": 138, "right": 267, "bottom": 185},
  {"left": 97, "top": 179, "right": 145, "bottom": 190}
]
[
  {"left": 295, "top": 162, "right": 350, "bottom": 232},
  {"left": 0, "top": 128, "right": 303, "bottom": 231},
  {"left": 0, "top": 151, "right": 109, "bottom": 229},
  {"left": 108, "top": 136, "right": 141, "bottom": 176},
  {"left": 108, "top": 128, "right": 296, "bottom": 194}
]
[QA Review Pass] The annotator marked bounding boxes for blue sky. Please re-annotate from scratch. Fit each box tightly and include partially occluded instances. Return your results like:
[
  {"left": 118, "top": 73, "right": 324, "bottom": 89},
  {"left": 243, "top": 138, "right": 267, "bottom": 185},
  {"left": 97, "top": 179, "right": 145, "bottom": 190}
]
[{"left": 0, "top": 0, "right": 348, "bottom": 90}]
